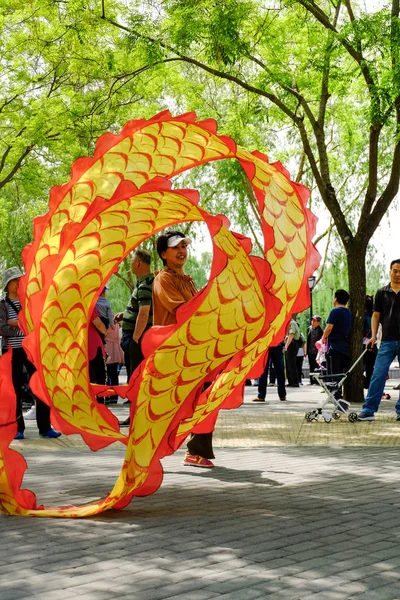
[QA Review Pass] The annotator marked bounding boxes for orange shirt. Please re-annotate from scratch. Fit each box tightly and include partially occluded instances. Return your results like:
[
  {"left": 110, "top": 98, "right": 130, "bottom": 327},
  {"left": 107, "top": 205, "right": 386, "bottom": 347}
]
[{"left": 152, "top": 268, "right": 198, "bottom": 326}]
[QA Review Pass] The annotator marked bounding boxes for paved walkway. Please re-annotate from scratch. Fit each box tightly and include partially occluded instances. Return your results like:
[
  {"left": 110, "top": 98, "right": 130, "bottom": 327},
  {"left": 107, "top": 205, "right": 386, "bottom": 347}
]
[{"left": 2, "top": 382, "right": 400, "bottom": 600}]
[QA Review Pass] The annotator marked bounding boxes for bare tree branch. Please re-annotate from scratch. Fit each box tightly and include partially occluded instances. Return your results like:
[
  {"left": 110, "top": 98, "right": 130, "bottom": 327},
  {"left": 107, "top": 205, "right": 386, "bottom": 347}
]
[
  {"left": 113, "top": 270, "right": 133, "bottom": 291},
  {"left": 296, "top": 151, "right": 306, "bottom": 182},
  {"left": 313, "top": 219, "right": 334, "bottom": 246}
]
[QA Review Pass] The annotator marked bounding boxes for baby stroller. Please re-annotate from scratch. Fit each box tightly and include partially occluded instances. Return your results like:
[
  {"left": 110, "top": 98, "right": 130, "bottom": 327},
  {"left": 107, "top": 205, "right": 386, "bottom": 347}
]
[{"left": 305, "top": 348, "right": 368, "bottom": 424}]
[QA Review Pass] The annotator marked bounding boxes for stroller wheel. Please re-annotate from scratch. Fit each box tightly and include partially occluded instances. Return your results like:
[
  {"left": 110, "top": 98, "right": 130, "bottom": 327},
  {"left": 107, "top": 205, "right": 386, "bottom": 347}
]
[
  {"left": 305, "top": 412, "right": 313, "bottom": 422},
  {"left": 324, "top": 416, "right": 332, "bottom": 423},
  {"left": 348, "top": 412, "right": 358, "bottom": 423},
  {"left": 332, "top": 411, "right": 340, "bottom": 420}
]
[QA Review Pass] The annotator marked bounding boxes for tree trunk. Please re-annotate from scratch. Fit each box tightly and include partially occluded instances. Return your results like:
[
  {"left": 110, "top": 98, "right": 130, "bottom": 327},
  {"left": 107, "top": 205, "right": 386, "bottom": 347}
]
[{"left": 344, "top": 242, "right": 367, "bottom": 403}]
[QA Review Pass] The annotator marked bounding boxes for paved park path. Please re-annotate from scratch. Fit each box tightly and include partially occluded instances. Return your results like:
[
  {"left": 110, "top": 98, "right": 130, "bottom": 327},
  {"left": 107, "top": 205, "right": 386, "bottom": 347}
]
[{"left": 2, "top": 383, "right": 400, "bottom": 600}]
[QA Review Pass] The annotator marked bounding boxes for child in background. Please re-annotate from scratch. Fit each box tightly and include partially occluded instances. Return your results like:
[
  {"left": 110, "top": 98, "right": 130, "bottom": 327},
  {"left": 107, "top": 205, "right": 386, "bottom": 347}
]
[{"left": 105, "top": 321, "right": 124, "bottom": 404}]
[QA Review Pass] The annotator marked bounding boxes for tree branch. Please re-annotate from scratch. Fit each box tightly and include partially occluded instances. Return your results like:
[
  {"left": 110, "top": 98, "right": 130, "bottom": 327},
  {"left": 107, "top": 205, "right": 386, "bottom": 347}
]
[
  {"left": 0, "top": 146, "right": 12, "bottom": 174},
  {"left": 362, "top": 136, "right": 400, "bottom": 241},
  {"left": 247, "top": 53, "right": 318, "bottom": 130},
  {"left": 0, "top": 94, "right": 19, "bottom": 115},
  {"left": 101, "top": 2, "right": 356, "bottom": 247},
  {"left": 315, "top": 222, "right": 333, "bottom": 285},
  {"left": 313, "top": 218, "right": 334, "bottom": 246},
  {"left": 113, "top": 270, "right": 133, "bottom": 291},
  {"left": 296, "top": 151, "right": 306, "bottom": 182},
  {"left": 0, "top": 145, "right": 34, "bottom": 190},
  {"left": 296, "top": 0, "right": 377, "bottom": 97},
  {"left": 317, "top": 2, "right": 341, "bottom": 130},
  {"left": 101, "top": 7, "right": 302, "bottom": 124},
  {"left": 358, "top": 123, "right": 382, "bottom": 229}
]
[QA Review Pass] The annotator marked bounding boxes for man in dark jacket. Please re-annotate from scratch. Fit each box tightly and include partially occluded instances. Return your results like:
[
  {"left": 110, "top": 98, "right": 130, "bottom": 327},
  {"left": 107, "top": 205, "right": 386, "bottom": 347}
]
[
  {"left": 306, "top": 315, "right": 324, "bottom": 384},
  {"left": 358, "top": 259, "right": 400, "bottom": 421}
]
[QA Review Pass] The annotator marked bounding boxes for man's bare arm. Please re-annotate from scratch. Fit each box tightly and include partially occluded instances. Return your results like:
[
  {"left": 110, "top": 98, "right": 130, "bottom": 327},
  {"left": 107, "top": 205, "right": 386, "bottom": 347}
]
[
  {"left": 321, "top": 323, "right": 334, "bottom": 343},
  {"left": 367, "top": 312, "right": 380, "bottom": 348},
  {"left": 284, "top": 333, "right": 294, "bottom": 351}
]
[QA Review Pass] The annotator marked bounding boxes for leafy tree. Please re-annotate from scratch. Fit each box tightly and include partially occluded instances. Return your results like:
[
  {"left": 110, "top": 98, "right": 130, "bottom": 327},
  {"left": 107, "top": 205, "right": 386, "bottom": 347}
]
[
  {"left": 2, "top": 0, "right": 399, "bottom": 400},
  {"left": 99, "top": 0, "right": 400, "bottom": 399},
  {"left": 0, "top": 0, "right": 167, "bottom": 244}
]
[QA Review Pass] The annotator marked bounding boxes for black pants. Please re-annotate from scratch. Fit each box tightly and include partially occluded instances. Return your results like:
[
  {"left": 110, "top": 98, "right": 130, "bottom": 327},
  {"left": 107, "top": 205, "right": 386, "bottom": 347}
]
[
  {"left": 89, "top": 347, "right": 106, "bottom": 404},
  {"left": 296, "top": 356, "right": 304, "bottom": 384},
  {"left": 121, "top": 334, "right": 144, "bottom": 382},
  {"left": 6, "top": 347, "right": 51, "bottom": 434},
  {"left": 364, "top": 346, "right": 377, "bottom": 389},
  {"left": 327, "top": 349, "right": 349, "bottom": 399},
  {"left": 186, "top": 382, "right": 215, "bottom": 459},
  {"left": 258, "top": 346, "right": 286, "bottom": 400},
  {"left": 129, "top": 339, "right": 144, "bottom": 380},
  {"left": 285, "top": 342, "right": 299, "bottom": 386},
  {"left": 308, "top": 353, "right": 319, "bottom": 384},
  {"left": 269, "top": 362, "right": 276, "bottom": 384},
  {"left": 106, "top": 362, "right": 120, "bottom": 401},
  {"left": 187, "top": 432, "right": 214, "bottom": 459}
]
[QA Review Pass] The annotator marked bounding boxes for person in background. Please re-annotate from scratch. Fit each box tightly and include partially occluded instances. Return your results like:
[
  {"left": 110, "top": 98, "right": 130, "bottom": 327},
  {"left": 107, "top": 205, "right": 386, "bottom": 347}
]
[
  {"left": 96, "top": 286, "right": 114, "bottom": 330},
  {"left": 114, "top": 249, "right": 154, "bottom": 427},
  {"left": 306, "top": 315, "right": 324, "bottom": 384},
  {"left": 153, "top": 230, "right": 215, "bottom": 468},
  {"left": 321, "top": 289, "right": 352, "bottom": 408},
  {"left": 105, "top": 321, "right": 124, "bottom": 404},
  {"left": 296, "top": 332, "right": 307, "bottom": 385},
  {"left": 284, "top": 315, "right": 301, "bottom": 387},
  {"left": 322, "top": 289, "right": 352, "bottom": 375},
  {"left": 115, "top": 249, "right": 154, "bottom": 382},
  {"left": 253, "top": 342, "right": 287, "bottom": 402},
  {"left": 358, "top": 259, "right": 400, "bottom": 421},
  {"left": 363, "top": 295, "right": 377, "bottom": 390},
  {"left": 88, "top": 306, "right": 108, "bottom": 404},
  {"left": 0, "top": 266, "right": 61, "bottom": 440}
]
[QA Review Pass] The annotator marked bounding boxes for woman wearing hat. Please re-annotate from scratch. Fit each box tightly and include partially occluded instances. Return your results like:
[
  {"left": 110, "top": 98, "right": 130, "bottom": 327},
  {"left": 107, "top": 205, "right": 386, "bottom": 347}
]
[
  {"left": 0, "top": 266, "right": 61, "bottom": 440},
  {"left": 153, "top": 230, "right": 215, "bottom": 468}
]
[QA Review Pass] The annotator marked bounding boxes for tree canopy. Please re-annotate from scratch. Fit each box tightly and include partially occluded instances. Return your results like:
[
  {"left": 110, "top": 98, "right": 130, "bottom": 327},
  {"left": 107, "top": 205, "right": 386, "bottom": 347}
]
[{"left": 1, "top": 0, "right": 399, "bottom": 397}]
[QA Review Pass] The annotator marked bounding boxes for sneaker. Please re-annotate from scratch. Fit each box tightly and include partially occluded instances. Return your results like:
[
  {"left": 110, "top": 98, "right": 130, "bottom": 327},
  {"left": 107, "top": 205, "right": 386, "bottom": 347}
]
[
  {"left": 119, "top": 418, "right": 130, "bottom": 427},
  {"left": 357, "top": 412, "right": 375, "bottom": 421},
  {"left": 252, "top": 397, "right": 266, "bottom": 402},
  {"left": 24, "top": 406, "right": 36, "bottom": 420},
  {"left": 40, "top": 429, "right": 62, "bottom": 438},
  {"left": 183, "top": 453, "right": 214, "bottom": 468},
  {"left": 14, "top": 431, "right": 24, "bottom": 440},
  {"left": 396, "top": 415, "right": 400, "bottom": 421}
]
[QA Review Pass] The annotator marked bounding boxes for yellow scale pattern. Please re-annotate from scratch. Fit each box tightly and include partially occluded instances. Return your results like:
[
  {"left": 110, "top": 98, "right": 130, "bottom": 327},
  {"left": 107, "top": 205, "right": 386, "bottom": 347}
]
[{"left": 0, "top": 113, "right": 316, "bottom": 518}]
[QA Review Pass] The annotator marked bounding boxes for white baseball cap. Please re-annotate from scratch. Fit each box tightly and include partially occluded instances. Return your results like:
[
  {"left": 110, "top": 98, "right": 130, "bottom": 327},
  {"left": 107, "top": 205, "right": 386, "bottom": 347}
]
[{"left": 167, "top": 235, "right": 192, "bottom": 248}]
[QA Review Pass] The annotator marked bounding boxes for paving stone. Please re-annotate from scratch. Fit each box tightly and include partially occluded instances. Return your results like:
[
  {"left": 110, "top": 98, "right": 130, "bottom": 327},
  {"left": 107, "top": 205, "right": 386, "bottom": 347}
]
[
  {"left": 214, "top": 589, "right": 265, "bottom": 599},
  {"left": 2, "top": 387, "right": 400, "bottom": 600}
]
